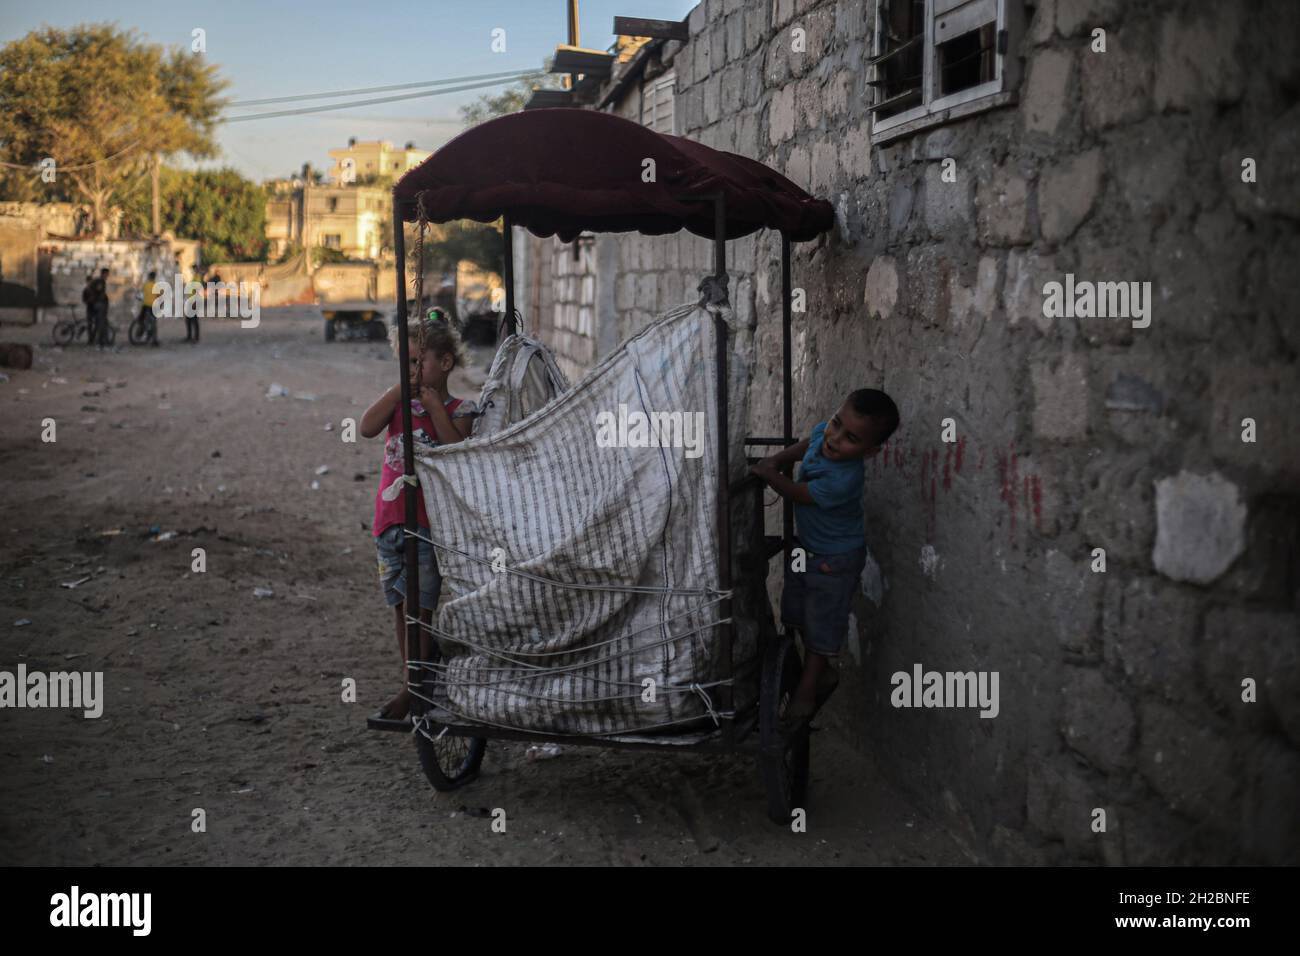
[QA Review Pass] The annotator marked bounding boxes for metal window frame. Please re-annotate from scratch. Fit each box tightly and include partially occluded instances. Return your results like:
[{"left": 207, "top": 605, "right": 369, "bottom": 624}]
[{"left": 871, "top": 0, "right": 1022, "bottom": 143}]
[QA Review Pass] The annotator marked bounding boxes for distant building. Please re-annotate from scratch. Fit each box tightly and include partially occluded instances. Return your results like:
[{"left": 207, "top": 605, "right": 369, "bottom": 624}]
[
  {"left": 265, "top": 139, "right": 431, "bottom": 263},
  {"left": 327, "top": 138, "right": 430, "bottom": 184},
  {"left": 266, "top": 179, "right": 389, "bottom": 262}
]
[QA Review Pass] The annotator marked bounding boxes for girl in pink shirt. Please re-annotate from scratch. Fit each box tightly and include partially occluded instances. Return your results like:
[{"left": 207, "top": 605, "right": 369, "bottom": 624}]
[{"left": 360, "top": 311, "right": 476, "bottom": 720}]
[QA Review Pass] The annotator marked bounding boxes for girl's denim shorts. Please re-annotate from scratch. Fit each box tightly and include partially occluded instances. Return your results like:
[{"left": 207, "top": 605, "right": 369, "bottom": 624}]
[{"left": 375, "top": 524, "right": 440, "bottom": 610}]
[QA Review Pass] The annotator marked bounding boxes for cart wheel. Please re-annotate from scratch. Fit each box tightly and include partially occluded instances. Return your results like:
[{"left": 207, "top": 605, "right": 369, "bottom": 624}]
[
  {"left": 758, "top": 634, "right": 810, "bottom": 825},
  {"left": 128, "top": 316, "right": 148, "bottom": 345},
  {"left": 415, "top": 725, "right": 487, "bottom": 791},
  {"left": 367, "top": 320, "right": 387, "bottom": 341},
  {"left": 324, "top": 318, "right": 336, "bottom": 341}
]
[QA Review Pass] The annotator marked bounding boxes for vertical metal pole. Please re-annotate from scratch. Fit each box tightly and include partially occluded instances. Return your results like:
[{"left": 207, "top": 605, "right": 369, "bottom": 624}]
[
  {"left": 781, "top": 234, "right": 794, "bottom": 555},
  {"left": 503, "top": 214, "right": 516, "bottom": 337},
  {"left": 393, "top": 203, "right": 425, "bottom": 705},
  {"left": 712, "top": 195, "right": 733, "bottom": 744}
]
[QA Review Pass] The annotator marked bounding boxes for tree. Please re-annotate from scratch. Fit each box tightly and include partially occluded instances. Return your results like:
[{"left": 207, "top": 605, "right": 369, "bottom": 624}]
[
  {"left": 290, "top": 165, "right": 324, "bottom": 184},
  {"left": 459, "top": 58, "right": 561, "bottom": 124},
  {"left": 416, "top": 220, "right": 502, "bottom": 277},
  {"left": 0, "top": 25, "right": 226, "bottom": 233},
  {"left": 119, "top": 167, "right": 267, "bottom": 262}
]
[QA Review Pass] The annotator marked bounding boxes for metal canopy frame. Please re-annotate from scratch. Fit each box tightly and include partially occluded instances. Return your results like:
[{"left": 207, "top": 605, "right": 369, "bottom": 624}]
[{"left": 387, "top": 192, "right": 801, "bottom": 754}]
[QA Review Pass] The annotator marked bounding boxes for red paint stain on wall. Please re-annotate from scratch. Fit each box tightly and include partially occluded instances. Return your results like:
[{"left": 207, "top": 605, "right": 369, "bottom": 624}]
[
  {"left": 929, "top": 474, "right": 937, "bottom": 538},
  {"left": 955, "top": 436, "right": 966, "bottom": 473},
  {"left": 917, "top": 449, "right": 938, "bottom": 538},
  {"left": 1030, "top": 474, "right": 1044, "bottom": 530},
  {"left": 996, "top": 447, "right": 1019, "bottom": 541},
  {"left": 943, "top": 444, "right": 953, "bottom": 490}
]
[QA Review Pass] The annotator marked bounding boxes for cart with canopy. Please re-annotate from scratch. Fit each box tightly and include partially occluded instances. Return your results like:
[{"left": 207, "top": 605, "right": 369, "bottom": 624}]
[{"left": 368, "top": 108, "right": 835, "bottom": 822}]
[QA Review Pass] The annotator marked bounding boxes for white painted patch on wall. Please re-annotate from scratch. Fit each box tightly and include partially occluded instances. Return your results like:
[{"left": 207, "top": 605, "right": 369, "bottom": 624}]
[
  {"left": 793, "top": 327, "right": 808, "bottom": 385},
  {"left": 846, "top": 612, "right": 861, "bottom": 666},
  {"left": 919, "top": 544, "right": 941, "bottom": 579},
  {"left": 836, "top": 191, "right": 853, "bottom": 244},
  {"left": 861, "top": 545, "right": 884, "bottom": 606}
]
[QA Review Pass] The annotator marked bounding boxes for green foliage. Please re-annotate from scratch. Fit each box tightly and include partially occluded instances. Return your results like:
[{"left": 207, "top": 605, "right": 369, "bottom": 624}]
[
  {"left": 311, "top": 245, "right": 352, "bottom": 267},
  {"left": 274, "top": 241, "right": 303, "bottom": 265},
  {"left": 120, "top": 166, "right": 267, "bottom": 262},
  {"left": 291, "top": 166, "right": 324, "bottom": 184},
  {"left": 412, "top": 220, "right": 502, "bottom": 277},
  {"left": 0, "top": 24, "right": 227, "bottom": 230},
  {"left": 459, "top": 57, "right": 561, "bottom": 125}
]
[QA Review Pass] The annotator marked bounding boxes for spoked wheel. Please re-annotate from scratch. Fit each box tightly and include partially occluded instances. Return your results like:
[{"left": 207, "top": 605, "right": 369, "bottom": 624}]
[
  {"left": 414, "top": 722, "right": 487, "bottom": 791},
  {"left": 128, "top": 317, "right": 149, "bottom": 345},
  {"left": 758, "top": 633, "right": 810, "bottom": 825},
  {"left": 52, "top": 320, "right": 76, "bottom": 346}
]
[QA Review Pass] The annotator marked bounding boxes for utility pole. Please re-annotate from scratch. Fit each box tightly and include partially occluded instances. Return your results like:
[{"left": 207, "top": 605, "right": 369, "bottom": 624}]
[
  {"left": 565, "top": 0, "right": 580, "bottom": 90},
  {"left": 150, "top": 151, "right": 161, "bottom": 236}
]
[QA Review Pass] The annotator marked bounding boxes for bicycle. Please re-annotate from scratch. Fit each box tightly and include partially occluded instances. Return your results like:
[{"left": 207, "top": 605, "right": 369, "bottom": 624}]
[
  {"left": 51, "top": 305, "right": 116, "bottom": 347},
  {"left": 127, "top": 290, "right": 157, "bottom": 346}
]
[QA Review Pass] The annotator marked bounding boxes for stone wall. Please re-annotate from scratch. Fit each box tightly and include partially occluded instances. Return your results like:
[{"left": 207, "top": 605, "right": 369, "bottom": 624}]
[
  {"left": 519, "top": 0, "right": 1300, "bottom": 863},
  {"left": 0, "top": 202, "right": 89, "bottom": 239},
  {"left": 40, "top": 238, "right": 179, "bottom": 324},
  {"left": 0, "top": 220, "right": 41, "bottom": 317}
]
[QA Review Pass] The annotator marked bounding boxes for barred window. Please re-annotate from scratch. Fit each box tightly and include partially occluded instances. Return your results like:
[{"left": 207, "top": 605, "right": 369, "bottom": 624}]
[{"left": 870, "top": 0, "right": 1024, "bottom": 142}]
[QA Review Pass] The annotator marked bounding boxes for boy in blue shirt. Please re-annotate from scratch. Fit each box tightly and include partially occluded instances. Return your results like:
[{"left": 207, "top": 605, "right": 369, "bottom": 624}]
[{"left": 751, "top": 388, "right": 900, "bottom": 721}]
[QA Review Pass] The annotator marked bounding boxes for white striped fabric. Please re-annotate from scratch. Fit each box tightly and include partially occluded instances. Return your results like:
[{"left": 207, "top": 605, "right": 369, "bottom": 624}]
[{"left": 412, "top": 298, "right": 759, "bottom": 735}]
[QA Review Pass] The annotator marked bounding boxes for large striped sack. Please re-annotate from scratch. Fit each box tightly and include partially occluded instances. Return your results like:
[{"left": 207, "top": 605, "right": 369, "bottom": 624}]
[{"left": 412, "top": 294, "right": 764, "bottom": 736}]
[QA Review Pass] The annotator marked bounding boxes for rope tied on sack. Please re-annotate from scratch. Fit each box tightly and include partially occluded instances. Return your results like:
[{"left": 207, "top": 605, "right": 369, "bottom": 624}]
[{"left": 402, "top": 525, "right": 732, "bottom": 599}]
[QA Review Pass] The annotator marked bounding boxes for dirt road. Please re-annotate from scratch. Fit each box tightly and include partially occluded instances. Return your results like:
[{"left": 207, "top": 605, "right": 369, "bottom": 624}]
[{"left": 0, "top": 309, "right": 969, "bottom": 865}]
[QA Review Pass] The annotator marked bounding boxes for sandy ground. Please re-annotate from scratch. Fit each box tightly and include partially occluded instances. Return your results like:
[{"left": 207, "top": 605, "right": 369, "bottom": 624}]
[{"left": 0, "top": 308, "right": 970, "bottom": 865}]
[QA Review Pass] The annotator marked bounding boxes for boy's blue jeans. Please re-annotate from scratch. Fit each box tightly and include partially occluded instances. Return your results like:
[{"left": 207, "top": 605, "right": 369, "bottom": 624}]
[{"left": 780, "top": 545, "right": 867, "bottom": 656}]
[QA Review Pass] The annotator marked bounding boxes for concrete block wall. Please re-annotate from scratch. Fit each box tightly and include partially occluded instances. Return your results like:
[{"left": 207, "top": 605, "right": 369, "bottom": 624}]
[
  {"left": 525, "top": 0, "right": 1300, "bottom": 863},
  {"left": 41, "top": 239, "right": 178, "bottom": 323}
]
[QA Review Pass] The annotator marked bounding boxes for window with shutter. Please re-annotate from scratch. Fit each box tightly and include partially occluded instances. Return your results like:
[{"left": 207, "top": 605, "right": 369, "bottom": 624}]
[{"left": 640, "top": 72, "right": 676, "bottom": 135}]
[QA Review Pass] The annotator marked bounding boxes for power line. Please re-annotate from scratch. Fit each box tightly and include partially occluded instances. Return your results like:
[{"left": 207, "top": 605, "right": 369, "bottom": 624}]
[
  {"left": 227, "top": 69, "right": 539, "bottom": 107},
  {"left": 222, "top": 75, "right": 530, "bottom": 122},
  {"left": 0, "top": 140, "right": 143, "bottom": 171}
]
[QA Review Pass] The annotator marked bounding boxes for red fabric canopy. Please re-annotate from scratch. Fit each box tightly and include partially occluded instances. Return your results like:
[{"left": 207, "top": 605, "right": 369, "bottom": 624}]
[{"left": 393, "top": 109, "right": 835, "bottom": 242}]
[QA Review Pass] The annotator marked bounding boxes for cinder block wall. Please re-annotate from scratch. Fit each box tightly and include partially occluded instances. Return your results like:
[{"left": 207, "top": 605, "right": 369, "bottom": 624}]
[
  {"left": 41, "top": 239, "right": 177, "bottom": 322},
  {"left": 529, "top": 0, "right": 1300, "bottom": 862}
]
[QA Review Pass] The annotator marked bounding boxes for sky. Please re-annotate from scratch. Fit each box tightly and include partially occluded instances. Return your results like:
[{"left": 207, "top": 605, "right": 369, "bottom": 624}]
[{"left": 0, "top": 0, "right": 698, "bottom": 182}]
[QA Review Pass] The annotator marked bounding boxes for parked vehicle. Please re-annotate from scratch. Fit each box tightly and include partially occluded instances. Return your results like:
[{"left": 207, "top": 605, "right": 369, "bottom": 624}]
[{"left": 322, "top": 304, "right": 388, "bottom": 342}]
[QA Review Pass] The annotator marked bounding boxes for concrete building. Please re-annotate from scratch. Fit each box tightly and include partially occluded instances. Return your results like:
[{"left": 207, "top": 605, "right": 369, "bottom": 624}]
[
  {"left": 266, "top": 140, "right": 431, "bottom": 262},
  {"left": 327, "top": 138, "right": 430, "bottom": 184},
  {"left": 509, "top": 0, "right": 1300, "bottom": 864},
  {"left": 265, "top": 174, "right": 390, "bottom": 262}
]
